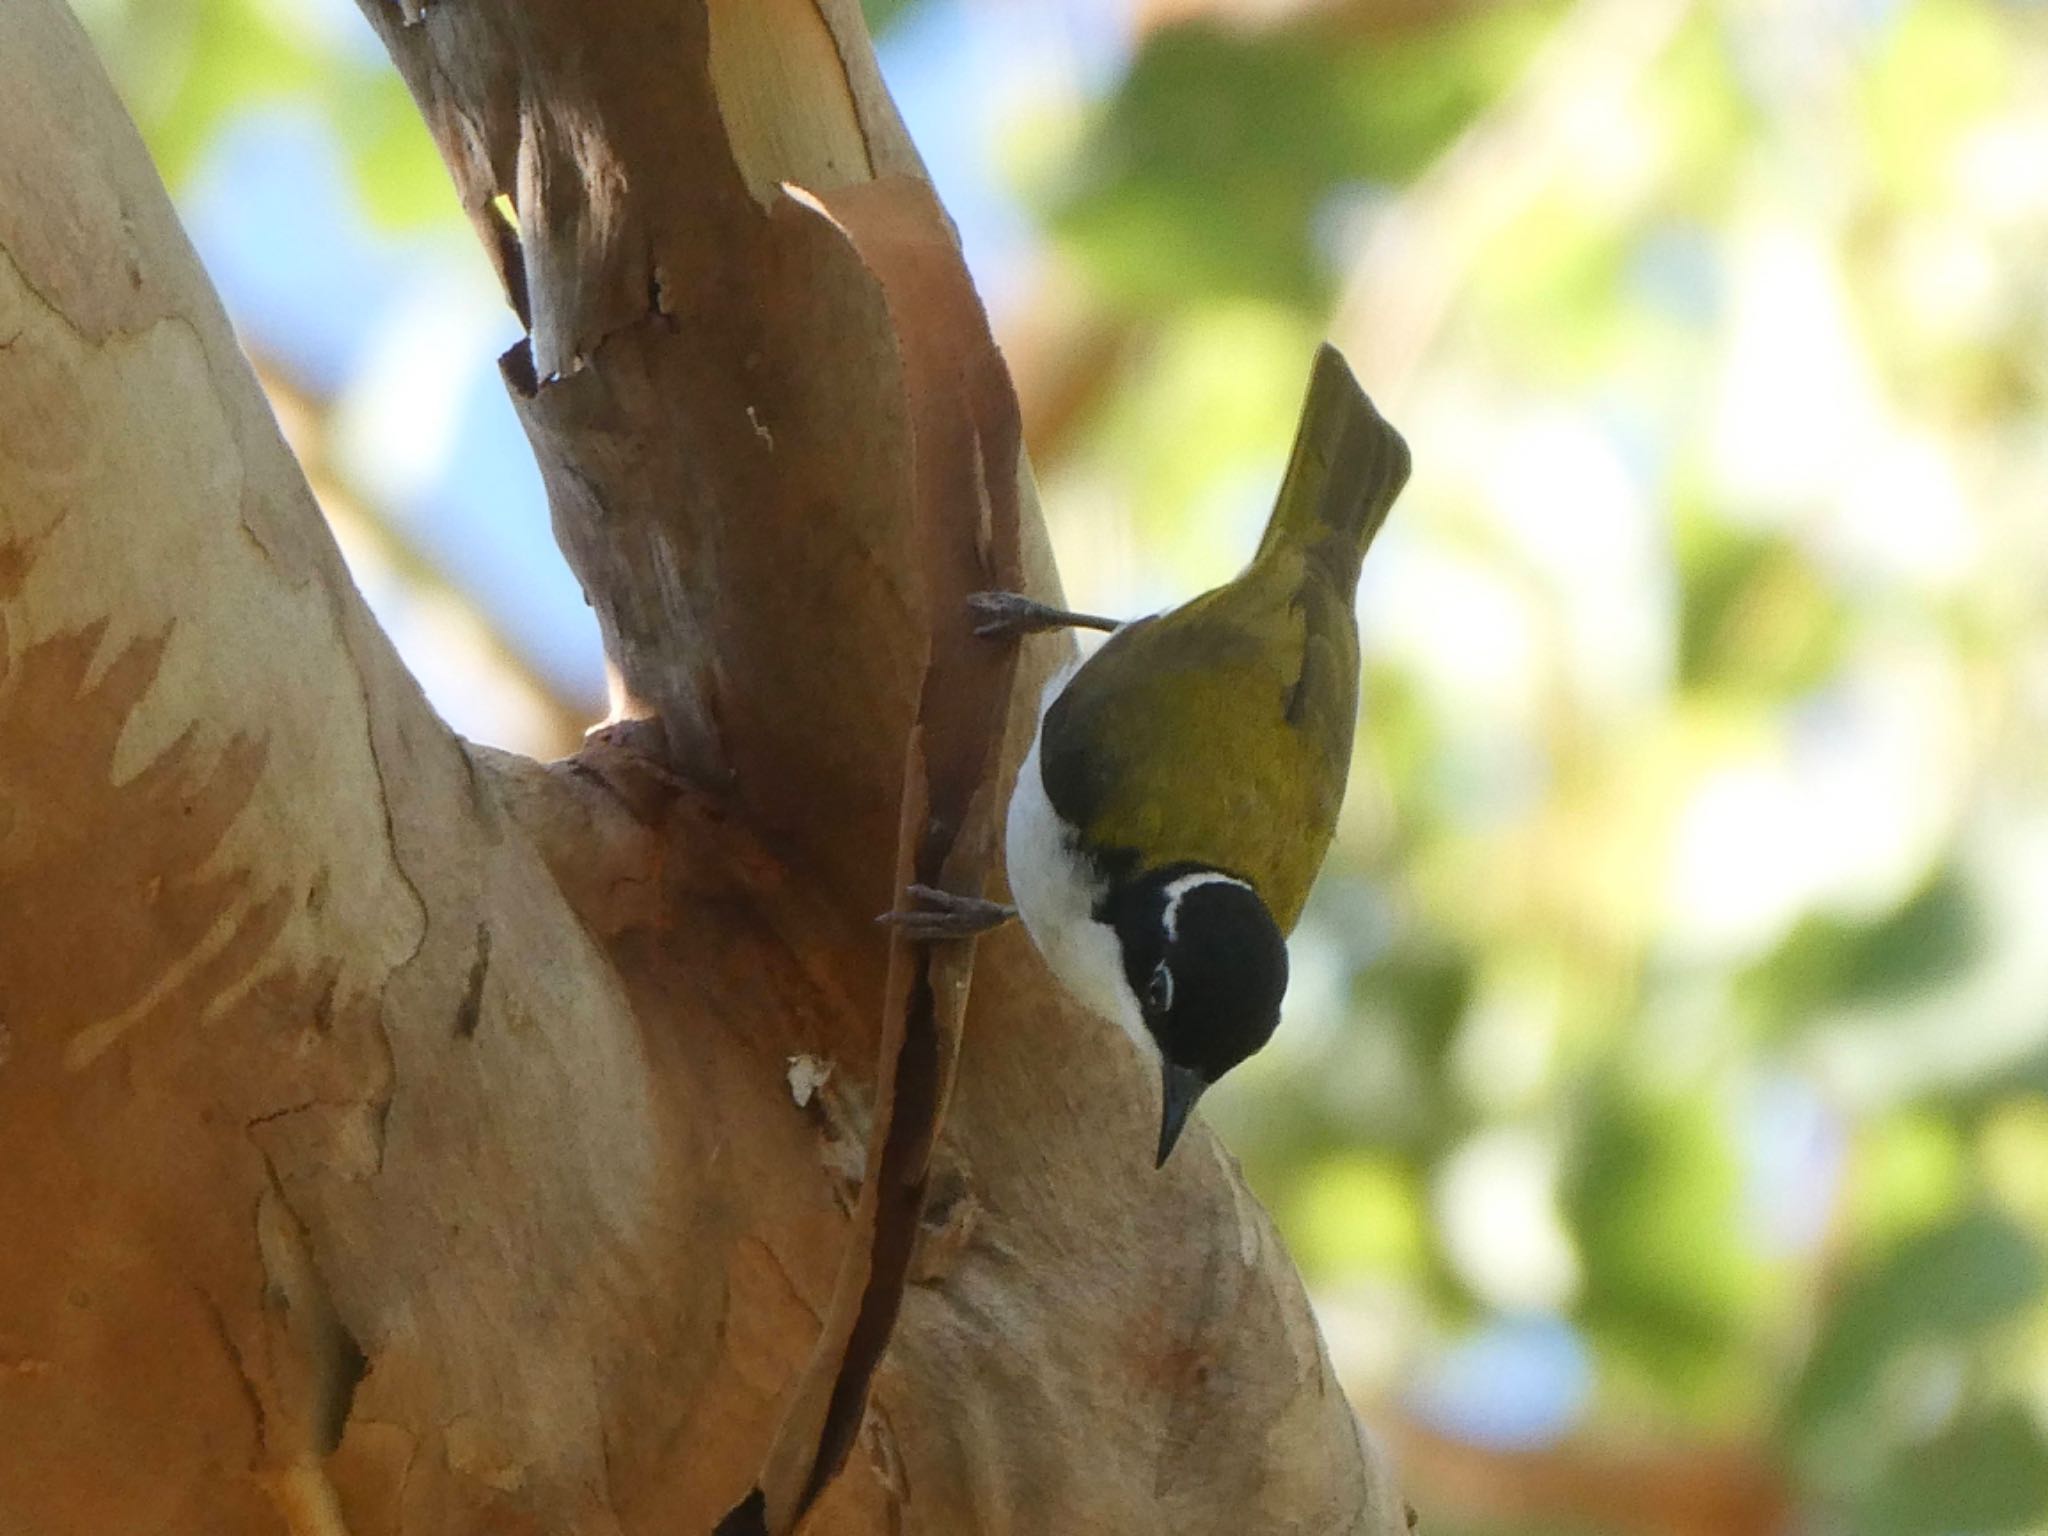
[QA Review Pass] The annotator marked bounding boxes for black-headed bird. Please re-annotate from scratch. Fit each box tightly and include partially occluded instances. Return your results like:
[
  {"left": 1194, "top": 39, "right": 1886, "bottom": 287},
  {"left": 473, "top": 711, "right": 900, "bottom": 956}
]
[{"left": 891, "top": 345, "right": 1409, "bottom": 1167}]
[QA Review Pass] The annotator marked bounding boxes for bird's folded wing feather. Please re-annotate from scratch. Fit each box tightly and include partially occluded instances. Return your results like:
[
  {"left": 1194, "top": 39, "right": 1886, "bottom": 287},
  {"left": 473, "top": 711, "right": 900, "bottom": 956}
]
[{"left": 1038, "top": 559, "right": 1356, "bottom": 932}]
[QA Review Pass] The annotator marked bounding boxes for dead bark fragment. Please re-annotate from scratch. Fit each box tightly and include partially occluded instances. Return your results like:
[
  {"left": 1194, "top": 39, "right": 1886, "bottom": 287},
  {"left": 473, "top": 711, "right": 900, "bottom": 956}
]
[{"left": 724, "top": 174, "right": 1026, "bottom": 1535}]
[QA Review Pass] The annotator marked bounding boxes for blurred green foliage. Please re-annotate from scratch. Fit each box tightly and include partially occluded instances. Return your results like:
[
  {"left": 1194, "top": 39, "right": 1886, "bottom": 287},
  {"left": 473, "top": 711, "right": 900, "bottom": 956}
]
[
  {"left": 1052, "top": 5, "right": 1561, "bottom": 307},
  {"left": 81, "top": 0, "right": 447, "bottom": 224},
  {"left": 76, "top": 0, "right": 2048, "bottom": 1531},
  {"left": 1032, "top": 1, "right": 2048, "bottom": 1532}
]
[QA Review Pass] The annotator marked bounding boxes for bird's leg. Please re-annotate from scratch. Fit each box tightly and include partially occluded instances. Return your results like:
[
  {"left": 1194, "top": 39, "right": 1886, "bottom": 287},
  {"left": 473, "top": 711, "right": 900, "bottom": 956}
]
[
  {"left": 966, "top": 590, "right": 1121, "bottom": 640},
  {"left": 877, "top": 882, "right": 1017, "bottom": 941}
]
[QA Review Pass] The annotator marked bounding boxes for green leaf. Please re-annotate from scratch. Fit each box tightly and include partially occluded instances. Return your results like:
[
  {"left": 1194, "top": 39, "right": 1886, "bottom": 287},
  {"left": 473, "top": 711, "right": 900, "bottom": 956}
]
[
  {"left": 1050, "top": 5, "right": 1559, "bottom": 309},
  {"left": 1739, "top": 871, "right": 1982, "bottom": 1039},
  {"left": 1860, "top": 1404, "right": 2048, "bottom": 1536},
  {"left": 1839, "top": 1112, "right": 1969, "bottom": 1256},
  {"left": 1673, "top": 516, "right": 1843, "bottom": 698},
  {"left": 323, "top": 72, "right": 459, "bottom": 230},
  {"left": 138, "top": 0, "right": 321, "bottom": 186},
  {"left": 1564, "top": 1076, "right": 1763, "bottom": 1399},
  {"left": 1786, "top": 1206, "right": 2044, "bottom": 1451},
  {"left": 1283, "top": 1151, "right": 1428, "bottom": 1281}
]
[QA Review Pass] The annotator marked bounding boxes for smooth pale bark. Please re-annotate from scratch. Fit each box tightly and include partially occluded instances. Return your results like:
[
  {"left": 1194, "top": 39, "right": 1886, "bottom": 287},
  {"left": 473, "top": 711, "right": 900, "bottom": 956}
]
[{"left": 0, "top": 2, "right": 1409, "bottom": 1533}]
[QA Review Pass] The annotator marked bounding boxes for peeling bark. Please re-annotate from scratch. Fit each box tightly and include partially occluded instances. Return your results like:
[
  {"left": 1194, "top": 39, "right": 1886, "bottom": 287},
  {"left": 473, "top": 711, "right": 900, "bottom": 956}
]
[{"left": 0, "top": 2, "right": 1410, "bottom": 1533}]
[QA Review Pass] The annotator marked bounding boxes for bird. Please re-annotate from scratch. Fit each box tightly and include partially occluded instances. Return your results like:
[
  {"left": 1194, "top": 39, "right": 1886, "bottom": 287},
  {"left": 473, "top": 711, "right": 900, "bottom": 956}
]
[{"left": 889, "top": 344, "right": 1410, "bottom": 1168}]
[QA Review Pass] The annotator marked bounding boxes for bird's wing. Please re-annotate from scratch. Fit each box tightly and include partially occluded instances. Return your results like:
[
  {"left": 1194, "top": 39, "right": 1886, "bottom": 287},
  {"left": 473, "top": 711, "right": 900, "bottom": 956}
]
[{"left": 1037, "top": 556, "right": 1357, "bottom": 932}]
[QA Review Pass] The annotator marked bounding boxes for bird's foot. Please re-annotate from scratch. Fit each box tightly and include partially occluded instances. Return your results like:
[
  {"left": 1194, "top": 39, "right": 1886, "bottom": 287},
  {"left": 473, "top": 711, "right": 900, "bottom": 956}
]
[
  {"left": 966, "top": 590, "right": 1120, "bottom": 640},
  {"left": 877, "top": 883, "right": 1017, "bottom": 940}
]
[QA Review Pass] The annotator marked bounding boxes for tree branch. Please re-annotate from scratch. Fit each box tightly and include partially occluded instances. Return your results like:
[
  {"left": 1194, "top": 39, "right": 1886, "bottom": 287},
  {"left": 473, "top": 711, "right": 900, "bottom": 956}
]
[{"left": 0, "top": 0, "right": 1413, "bottom": 1530}]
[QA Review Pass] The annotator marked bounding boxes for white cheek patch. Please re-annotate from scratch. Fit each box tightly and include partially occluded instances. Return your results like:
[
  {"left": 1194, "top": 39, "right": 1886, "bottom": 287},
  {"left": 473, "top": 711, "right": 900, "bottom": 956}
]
[{"left": 1159, "top": 870, "right": 1254, "bottom": 941}]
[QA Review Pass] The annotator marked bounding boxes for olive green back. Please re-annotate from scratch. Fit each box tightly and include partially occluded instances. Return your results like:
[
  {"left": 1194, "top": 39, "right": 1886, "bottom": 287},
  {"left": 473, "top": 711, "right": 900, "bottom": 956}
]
[
  {"left": 1038, "top": 552, "right": 1359, "bottom": 932},
  {"left": 1037, "top": 344, "right": 1408, "bottom": 933}
]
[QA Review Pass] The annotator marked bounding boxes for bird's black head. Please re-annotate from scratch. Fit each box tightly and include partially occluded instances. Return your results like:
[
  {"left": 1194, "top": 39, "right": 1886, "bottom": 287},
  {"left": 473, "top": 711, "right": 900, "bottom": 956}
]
[{"left": 1104, "top": 864, "right": 1289, "bottom": 1167}]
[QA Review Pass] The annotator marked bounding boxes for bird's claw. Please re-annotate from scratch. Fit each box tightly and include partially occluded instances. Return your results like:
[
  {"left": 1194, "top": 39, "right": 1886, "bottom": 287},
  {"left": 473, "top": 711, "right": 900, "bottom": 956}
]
[
  {"left": 966, "top": 590, "right": 1119, "bottom": 640},
  {"left": 877, "top": 882, "right": 1017, "bottom": 940}
]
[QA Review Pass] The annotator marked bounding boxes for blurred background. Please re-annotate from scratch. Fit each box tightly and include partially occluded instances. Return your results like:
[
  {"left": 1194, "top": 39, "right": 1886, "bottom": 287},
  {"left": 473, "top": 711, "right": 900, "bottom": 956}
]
[{"left": 69, "top": 0, "right": 2048, "bottom": 1530}]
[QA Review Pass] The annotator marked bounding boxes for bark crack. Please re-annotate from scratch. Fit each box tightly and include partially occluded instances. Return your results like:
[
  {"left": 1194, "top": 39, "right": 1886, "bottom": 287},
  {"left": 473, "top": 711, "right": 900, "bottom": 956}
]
[
  {"left": 453, "top": 922, "right": 491, "bottom": 1038},
  {"left": 247, "top": 1099, "right": 324, "bottom": 1130},
  {"left": 196, "top": 1286, "right": 267, "bottom": 1464},
  {"left": 346, "top": 643, "right": 423, "bottom": 1182},
  {"left": 359, "top": 688, "right": 430, "bottom": 970}
]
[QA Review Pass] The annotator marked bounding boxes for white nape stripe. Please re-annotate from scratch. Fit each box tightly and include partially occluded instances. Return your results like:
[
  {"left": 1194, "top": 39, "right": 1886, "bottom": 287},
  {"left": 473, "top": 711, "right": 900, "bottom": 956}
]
[{"left": 1159, "top": 871, "right": 1253, "bottom": 942}]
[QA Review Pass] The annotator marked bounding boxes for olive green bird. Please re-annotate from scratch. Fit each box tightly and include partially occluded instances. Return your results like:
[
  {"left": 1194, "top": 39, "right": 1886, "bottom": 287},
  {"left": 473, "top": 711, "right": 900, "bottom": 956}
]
[{"left": 892, "top": 344, "right": 1409, "bottom": 1167}]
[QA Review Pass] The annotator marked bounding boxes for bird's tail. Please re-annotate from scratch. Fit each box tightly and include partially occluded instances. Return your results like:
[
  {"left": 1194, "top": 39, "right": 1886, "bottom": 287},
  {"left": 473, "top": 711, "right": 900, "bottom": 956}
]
[{"left": 1253, "top": 344, "right": 1410, "bottom": 587}]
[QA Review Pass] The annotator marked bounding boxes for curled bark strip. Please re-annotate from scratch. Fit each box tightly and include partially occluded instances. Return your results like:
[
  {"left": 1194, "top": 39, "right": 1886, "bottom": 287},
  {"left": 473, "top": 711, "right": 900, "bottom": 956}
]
[{"left": 722, "top": 174, "right": 1025, "bottom": 1536}]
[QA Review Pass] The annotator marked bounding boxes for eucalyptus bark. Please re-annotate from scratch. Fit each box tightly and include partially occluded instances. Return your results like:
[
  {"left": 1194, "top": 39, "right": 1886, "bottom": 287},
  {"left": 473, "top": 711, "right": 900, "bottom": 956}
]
[{"left": 0, "top": 2, "right": 1409, "bottom": 1532}]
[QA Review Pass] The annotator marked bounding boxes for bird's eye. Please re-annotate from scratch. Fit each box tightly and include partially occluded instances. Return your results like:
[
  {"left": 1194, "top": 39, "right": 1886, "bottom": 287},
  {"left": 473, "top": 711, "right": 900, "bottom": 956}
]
[{"left": 1148, "top": 962, "right": 1174, "bottom": 1013}]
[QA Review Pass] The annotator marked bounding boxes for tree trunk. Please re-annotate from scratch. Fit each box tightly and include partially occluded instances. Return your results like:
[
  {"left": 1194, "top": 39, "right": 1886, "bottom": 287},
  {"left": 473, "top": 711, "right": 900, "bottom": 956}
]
[{"left": 0, "top": 2, "right": 1410, "bottom": 1532}]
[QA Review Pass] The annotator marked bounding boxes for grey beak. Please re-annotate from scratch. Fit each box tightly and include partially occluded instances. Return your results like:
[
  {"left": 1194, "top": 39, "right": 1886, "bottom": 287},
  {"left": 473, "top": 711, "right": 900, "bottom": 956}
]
[{"left": 1156, "top": 1064, "right": 1207, "bottom": 1169}]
